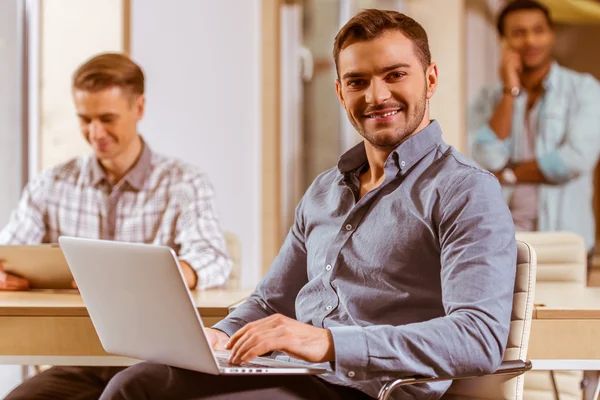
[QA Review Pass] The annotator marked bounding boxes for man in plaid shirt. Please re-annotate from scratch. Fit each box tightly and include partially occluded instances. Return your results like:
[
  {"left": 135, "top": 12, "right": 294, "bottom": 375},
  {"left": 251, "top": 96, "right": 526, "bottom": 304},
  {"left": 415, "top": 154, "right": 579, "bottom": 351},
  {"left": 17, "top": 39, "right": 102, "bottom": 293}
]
[{"left": 3, "top": 53, "right": 232, "bottom": 399}]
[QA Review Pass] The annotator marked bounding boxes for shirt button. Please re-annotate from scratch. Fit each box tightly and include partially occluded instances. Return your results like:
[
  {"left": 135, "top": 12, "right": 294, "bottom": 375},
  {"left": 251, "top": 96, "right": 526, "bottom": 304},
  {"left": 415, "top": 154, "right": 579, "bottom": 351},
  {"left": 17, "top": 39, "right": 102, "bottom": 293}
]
[
  {"left": 348, "top": 371, "right": 356, "bottom": 378},
  {"left": 325, "top": 264, "right": 332, "bottom": 271},
  {"left": 345, "top": 224, "right": 353, "bottom": 231},
  {"left": 400, "top": 161, "right": 406, "bottom": 167},
  {"left": 326, "top": 305, "right": 333, "bottom": 311}
]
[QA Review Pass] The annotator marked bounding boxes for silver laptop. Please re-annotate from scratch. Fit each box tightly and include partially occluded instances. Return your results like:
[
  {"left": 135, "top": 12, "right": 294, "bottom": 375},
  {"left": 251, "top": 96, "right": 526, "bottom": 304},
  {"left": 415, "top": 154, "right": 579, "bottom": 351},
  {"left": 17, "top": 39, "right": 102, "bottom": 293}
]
[{"left": 58, "top": 236, "right": 326, "bottom": 375}]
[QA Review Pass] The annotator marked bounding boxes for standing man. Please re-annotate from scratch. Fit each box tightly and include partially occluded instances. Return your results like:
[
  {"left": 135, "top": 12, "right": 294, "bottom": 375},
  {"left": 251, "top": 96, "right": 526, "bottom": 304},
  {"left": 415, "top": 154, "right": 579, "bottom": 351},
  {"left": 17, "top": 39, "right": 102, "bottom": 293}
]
[
  {"left": 3, "top": 53, "right": 232, "bottom": 399},
  {"left": 469, "top": 0, "right": 600, "bottom": 263},
  {"left": 97, "top": 9, "right": 517, "bottom": 400}
]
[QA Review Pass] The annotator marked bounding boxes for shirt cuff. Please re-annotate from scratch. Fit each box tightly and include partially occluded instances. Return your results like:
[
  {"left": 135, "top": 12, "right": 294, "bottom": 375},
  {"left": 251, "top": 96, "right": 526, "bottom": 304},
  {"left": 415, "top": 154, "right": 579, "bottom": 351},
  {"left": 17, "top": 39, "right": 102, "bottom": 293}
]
[
  {"left": 475, "top": 124, "right": 511, "bottom": 151},
  {"left": 538, "top": 149, "right": 569, "bottom": 183},
  {"left": 472, "top": 125, "right": 512, "bottom": 170},
  {"left": 474, "top": 124, "right": 499, "bottom": 143},
  {"left": 328, "top": 326, "right": 369, "bottom": 382},
  {"left": 212, "top": 319, "right": 243, "bottom": 337},
  {"left": 179, "top": 253, "right": 232, "bottom": 290}
]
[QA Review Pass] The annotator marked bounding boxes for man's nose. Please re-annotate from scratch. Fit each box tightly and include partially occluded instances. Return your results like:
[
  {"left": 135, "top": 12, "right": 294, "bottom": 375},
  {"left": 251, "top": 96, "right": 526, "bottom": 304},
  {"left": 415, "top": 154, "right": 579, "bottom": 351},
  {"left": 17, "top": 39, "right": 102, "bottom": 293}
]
[
  {"left": 89, "top": 121, "right": 107, "bottom": 139},
  {"left": 365, "top": 79, "right": 392, "bottom": 104}
]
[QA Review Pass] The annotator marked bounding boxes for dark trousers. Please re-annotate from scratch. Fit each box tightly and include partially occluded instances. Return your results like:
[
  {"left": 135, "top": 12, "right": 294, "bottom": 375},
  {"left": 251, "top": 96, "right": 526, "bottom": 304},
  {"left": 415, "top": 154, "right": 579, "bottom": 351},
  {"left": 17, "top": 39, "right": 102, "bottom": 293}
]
[
  {"left": 99, "top": 362, "right": 371, "bottom": 400},
  {"left": 4, "top": 363, "right": 371, "bottom": 400},
  {"left": 4, "top": 366, "right": 125, "bottom": 400}
]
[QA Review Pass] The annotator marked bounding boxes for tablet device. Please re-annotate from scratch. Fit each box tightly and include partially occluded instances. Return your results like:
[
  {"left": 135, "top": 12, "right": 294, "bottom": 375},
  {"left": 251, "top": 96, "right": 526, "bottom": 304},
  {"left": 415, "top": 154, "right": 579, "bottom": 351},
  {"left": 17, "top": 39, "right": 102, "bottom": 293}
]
[{"left": 0, "top": 244, "right": 73, "bottom": 289}]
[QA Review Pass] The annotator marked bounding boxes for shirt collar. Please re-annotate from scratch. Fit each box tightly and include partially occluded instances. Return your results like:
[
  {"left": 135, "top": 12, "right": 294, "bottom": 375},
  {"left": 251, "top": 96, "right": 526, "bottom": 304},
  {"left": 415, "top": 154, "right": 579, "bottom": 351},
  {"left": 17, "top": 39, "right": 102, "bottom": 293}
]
[
  {"left": 337, "top": 120, "right": 443, "bottom": 175},
  {"left": 90, "top": 138, "right": 152, "bottom": 190},
  {"left": 543, "top": 61, "right": 560, "bottom": 91}
]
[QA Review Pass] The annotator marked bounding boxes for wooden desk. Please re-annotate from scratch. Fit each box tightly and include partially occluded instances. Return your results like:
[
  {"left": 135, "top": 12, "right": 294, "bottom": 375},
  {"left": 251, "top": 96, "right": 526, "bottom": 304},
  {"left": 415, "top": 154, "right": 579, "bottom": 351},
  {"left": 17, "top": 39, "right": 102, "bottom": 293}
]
[
  {"left": 3, "top": 283, "right": 599, "bottom": 366},
  {"left": 530, "top": 283, "right": 600, "bottom": 364},
  {"left": 0, "top": 289, "right": 252, "bottom": 366}
]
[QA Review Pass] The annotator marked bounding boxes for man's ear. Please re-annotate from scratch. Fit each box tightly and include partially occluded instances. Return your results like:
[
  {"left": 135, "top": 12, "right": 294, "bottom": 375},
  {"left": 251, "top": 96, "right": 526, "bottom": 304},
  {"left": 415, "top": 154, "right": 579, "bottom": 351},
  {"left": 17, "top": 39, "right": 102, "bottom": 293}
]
[
  {"left": 335, "top": 79, "right": 346, "bottom": 107},
  {"left": 425, "top": 63, "right": 438, "bottom": 100},
  {"left": 135, "top": 94, "right": 146, "bottom": 120}
]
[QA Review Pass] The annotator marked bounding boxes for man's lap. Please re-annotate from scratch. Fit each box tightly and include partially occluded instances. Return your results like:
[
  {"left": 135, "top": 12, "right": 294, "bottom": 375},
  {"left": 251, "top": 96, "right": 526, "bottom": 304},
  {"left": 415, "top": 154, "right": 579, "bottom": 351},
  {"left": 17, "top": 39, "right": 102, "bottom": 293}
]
[
  {"left": 5, "top": 366, "right": 125, "bottom": 400},
  {"left": 100, "top": 362, "right": 372, "bottom": 400}
]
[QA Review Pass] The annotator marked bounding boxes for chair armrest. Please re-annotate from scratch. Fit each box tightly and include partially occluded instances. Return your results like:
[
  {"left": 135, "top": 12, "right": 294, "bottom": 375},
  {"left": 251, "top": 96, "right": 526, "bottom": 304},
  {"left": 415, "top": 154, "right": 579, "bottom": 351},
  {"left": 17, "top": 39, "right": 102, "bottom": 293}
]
[{"left": 377, "top": 360, "right": 532, "bottom": 400}]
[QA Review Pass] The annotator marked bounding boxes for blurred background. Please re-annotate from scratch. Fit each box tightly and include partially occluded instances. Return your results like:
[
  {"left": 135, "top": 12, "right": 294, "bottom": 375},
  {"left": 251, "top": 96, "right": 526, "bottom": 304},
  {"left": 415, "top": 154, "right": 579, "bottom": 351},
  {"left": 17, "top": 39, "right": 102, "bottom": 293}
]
[{"left": 1, "top": 0, "right": 600, "bottom": 394}]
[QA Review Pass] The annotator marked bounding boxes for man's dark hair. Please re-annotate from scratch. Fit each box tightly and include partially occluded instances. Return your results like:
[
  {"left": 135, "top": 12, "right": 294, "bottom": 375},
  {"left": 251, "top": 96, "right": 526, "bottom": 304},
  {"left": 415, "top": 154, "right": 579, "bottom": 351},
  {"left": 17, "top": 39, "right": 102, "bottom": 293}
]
[
  {"left": 497, "top": 0, "right": 553, "bottom": 36},
  {"left": 333, "top": 9, "right": 431, "bottom": 76}
]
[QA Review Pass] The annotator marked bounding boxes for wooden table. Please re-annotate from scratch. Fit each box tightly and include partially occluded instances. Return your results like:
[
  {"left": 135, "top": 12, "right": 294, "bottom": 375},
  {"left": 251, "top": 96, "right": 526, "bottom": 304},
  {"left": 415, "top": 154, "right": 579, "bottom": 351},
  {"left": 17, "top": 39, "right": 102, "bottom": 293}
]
[
  {"left": 530, "top": 283, "right": 600, "bottom": 368},
  {"left": 2, "top": 283, "right": 599, "bottom": 367},
  {"left": 0, "top": 288, "right": 252, "bottom": 366}
]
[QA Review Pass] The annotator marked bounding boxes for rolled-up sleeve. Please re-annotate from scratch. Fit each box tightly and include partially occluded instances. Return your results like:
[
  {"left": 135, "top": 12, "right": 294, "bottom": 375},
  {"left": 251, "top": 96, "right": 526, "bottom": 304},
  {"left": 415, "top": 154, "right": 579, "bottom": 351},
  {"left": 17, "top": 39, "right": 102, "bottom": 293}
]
[
  {"left": 537, "top": 76, "right": 600, "bottom": 184},
  {"left": 175, "top": 174, "right": 232, "bottom": 290},
  {"left": 327, "top": 171, "right": 516, "bottom": 383},
  {"left": 0, "top": 172, "right": 48, "bottom": 245},
  {"left": 468, "top": 87, "right": 511, "bottom": 171}
]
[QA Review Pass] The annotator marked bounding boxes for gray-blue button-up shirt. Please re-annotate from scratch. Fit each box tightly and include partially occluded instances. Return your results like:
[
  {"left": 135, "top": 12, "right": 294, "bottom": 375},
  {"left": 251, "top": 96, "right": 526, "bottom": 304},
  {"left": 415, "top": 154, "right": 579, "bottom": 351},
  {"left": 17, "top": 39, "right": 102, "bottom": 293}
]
[{"left": 214, "top": 120, "right": 517, "bottom": 399}]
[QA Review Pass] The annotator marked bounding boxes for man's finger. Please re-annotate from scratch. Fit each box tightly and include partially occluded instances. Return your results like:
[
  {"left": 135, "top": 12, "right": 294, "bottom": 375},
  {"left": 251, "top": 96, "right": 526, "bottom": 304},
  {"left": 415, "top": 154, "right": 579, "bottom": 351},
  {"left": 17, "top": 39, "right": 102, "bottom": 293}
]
[
  {"left": 229, "top": 324, "right": 287, "bottom": 364},
  {"left": 227, "top": 314, "right": 280, "bottom": 350},
  {"left": 228, "top": 326, "right": 261, "bottom": 363},
  {"left": 227, "top": 320, "right": 263, "bottom": 350},
  {"left": 3, "top": 280, "right": 28, "bottom": 291},
  {"left": 226, "top": 324, "right": 250, "bottom": 348},
  {"left": 237, "top": 341, "right": 274, "bottom": 364},
  {"left": 230, "top": 331, "right": 275, "bottom": 365},
  {"left": 236, "top": 331, "right": 287, "bottom": 364},
  {"left": 227, "top": 316, "right": 281, "bottom": 355},
  {"left": 5, "top": 275, "right": 29, "bottom": 290},
  {"left": 228, "top": 332, "right": 256, "bottom": 364},
  {"left": 228, "top": 323, "right": 277, "bottom": 364}
]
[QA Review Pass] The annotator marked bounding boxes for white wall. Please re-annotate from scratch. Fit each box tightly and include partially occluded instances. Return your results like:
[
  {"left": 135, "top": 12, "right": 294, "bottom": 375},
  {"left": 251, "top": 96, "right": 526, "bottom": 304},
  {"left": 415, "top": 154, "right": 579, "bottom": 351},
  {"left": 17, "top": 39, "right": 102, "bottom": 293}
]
[
  {"left": 465, "top": 0, "right": 503, "bottom": 102},
  {"left": 0, "top": 1, "right": 24, "bottom": 394},
  {"left": 39, "top": 0, "right": 124, "bottom": 171},
  {"left": 131, "top": 0, "right": 263, "bottom": 287},
  {"left": 0, "top": 0, "right": 23, "bottom": 226}
]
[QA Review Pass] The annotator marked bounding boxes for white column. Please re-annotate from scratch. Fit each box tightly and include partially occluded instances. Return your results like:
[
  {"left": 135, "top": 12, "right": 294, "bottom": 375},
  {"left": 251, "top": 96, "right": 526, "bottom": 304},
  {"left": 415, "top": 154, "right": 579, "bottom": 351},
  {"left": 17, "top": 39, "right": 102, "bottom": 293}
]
[
  {"left": 406, "top": 0, "right": 467, "bottom": 153},
  {"left": 131, "top": 0, "right": 263, "bottom": 287},
  {"left": 39, "top": 0, "right": 124, "bottom": 171}
]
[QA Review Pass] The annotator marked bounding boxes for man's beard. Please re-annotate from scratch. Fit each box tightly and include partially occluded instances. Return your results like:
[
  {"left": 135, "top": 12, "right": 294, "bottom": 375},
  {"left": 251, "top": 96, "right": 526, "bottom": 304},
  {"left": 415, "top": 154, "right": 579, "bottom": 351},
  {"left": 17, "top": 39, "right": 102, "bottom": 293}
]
[
  {"left": 349, "top": 89, "right": 427, "bottom": 150},
  {"left": 521, "top": 50, "right": 552, "bottom": 73}
]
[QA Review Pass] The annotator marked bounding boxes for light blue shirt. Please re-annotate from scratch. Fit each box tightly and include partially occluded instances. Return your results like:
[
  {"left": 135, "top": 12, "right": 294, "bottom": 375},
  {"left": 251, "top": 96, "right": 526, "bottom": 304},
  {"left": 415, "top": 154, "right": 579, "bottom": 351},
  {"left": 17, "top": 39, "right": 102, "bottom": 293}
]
[{"left": 469, "top": 62, "right": 600, "bottom": 251}]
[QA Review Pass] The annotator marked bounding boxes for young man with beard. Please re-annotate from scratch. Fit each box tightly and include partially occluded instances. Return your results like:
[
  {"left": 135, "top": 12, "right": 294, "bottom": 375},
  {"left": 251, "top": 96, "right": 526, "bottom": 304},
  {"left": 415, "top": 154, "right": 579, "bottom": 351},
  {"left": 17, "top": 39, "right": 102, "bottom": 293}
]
[
  {"left": 469, "top": 0, "right": 600, "bottom": 266},
  {"left": 96, "top": 9, "right": 516, "bottom": 400}
]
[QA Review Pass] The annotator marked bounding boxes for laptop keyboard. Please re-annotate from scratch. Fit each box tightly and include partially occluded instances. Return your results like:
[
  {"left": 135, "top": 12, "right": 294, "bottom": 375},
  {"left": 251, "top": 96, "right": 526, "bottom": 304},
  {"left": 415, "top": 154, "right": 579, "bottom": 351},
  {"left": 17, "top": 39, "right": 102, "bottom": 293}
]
[{"left": 215, "top": 356, "right": 271, "bottom": 369}]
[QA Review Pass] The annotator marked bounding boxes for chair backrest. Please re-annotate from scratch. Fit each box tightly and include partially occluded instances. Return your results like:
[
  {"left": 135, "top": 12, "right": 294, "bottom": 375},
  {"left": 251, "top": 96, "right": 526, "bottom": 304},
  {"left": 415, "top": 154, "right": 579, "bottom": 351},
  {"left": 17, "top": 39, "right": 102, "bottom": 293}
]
[
  {"left": 443, "top": 240, "right": 537, "bottom": 400},
  {"left": 224, "top": 232, "right": 241, "bottom": 288},
  {"left": 515, "top": 231, "right": 586, "bottom": 399},
  {"left": 515, "top": 231, "right": 586, "bottom": 284}
]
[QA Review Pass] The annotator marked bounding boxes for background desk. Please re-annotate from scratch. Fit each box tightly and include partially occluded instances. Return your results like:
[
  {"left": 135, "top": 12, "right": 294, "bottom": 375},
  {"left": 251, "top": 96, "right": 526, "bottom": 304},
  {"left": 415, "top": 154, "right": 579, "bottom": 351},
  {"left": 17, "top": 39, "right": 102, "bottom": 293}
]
[
  {"left": 530, "top": 283, "right": 600, "bottom": 363},
  {"left": 0, "top": 289, "right": 252, "bottom": 366},
  {"left": 2, "top": 283, "right": 598, "bottom": 366}
]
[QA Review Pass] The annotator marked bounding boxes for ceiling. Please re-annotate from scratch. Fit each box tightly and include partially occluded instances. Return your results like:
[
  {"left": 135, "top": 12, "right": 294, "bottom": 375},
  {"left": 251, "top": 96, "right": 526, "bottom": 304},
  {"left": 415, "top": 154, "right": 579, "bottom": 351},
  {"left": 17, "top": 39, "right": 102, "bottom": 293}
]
[{"left": 538, "top": 0, "right": 600, "bottom": 23}]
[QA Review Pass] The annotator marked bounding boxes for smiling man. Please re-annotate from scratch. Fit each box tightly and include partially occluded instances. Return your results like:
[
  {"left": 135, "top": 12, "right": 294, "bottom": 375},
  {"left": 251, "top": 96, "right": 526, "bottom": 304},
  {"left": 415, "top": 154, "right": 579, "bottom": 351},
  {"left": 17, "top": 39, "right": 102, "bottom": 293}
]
[
  {"left": 3, "top": 53, "right": 232, "bottom": 400},
  {"left": 469, "top": 0, "right": 600, "bottom": 265},
  {"left": 97, "top": 9, "right": 517, "bottom": 400}
]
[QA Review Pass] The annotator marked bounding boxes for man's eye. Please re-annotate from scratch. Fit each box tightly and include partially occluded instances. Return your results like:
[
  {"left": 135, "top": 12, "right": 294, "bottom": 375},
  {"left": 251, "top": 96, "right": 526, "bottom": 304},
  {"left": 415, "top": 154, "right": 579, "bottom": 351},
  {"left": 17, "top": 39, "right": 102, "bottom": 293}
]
[
  {"left": 348, "top": 80, "right": 365, "bottom": 87},
  {"left": 388, "top": 72, "right": 405, "bottom": 80}
]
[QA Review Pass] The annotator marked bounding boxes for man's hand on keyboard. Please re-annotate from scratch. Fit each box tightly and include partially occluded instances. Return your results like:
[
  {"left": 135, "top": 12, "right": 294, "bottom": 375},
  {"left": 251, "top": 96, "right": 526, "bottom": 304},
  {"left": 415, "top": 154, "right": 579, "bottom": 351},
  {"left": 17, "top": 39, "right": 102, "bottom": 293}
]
[
  {"left": 205, "top": 328, "right": 230, "bottom": 350},
  {"left": 225, "top": 314, "right": 334, "bottom": 365}
]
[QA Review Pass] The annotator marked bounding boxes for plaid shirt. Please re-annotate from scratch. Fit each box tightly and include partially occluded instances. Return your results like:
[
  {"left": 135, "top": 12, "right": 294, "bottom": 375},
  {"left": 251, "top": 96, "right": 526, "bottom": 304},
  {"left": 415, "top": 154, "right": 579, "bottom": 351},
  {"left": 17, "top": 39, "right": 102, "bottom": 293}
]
[{"left": 0, "top": 141, "right": 232, "bottom": 289}]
